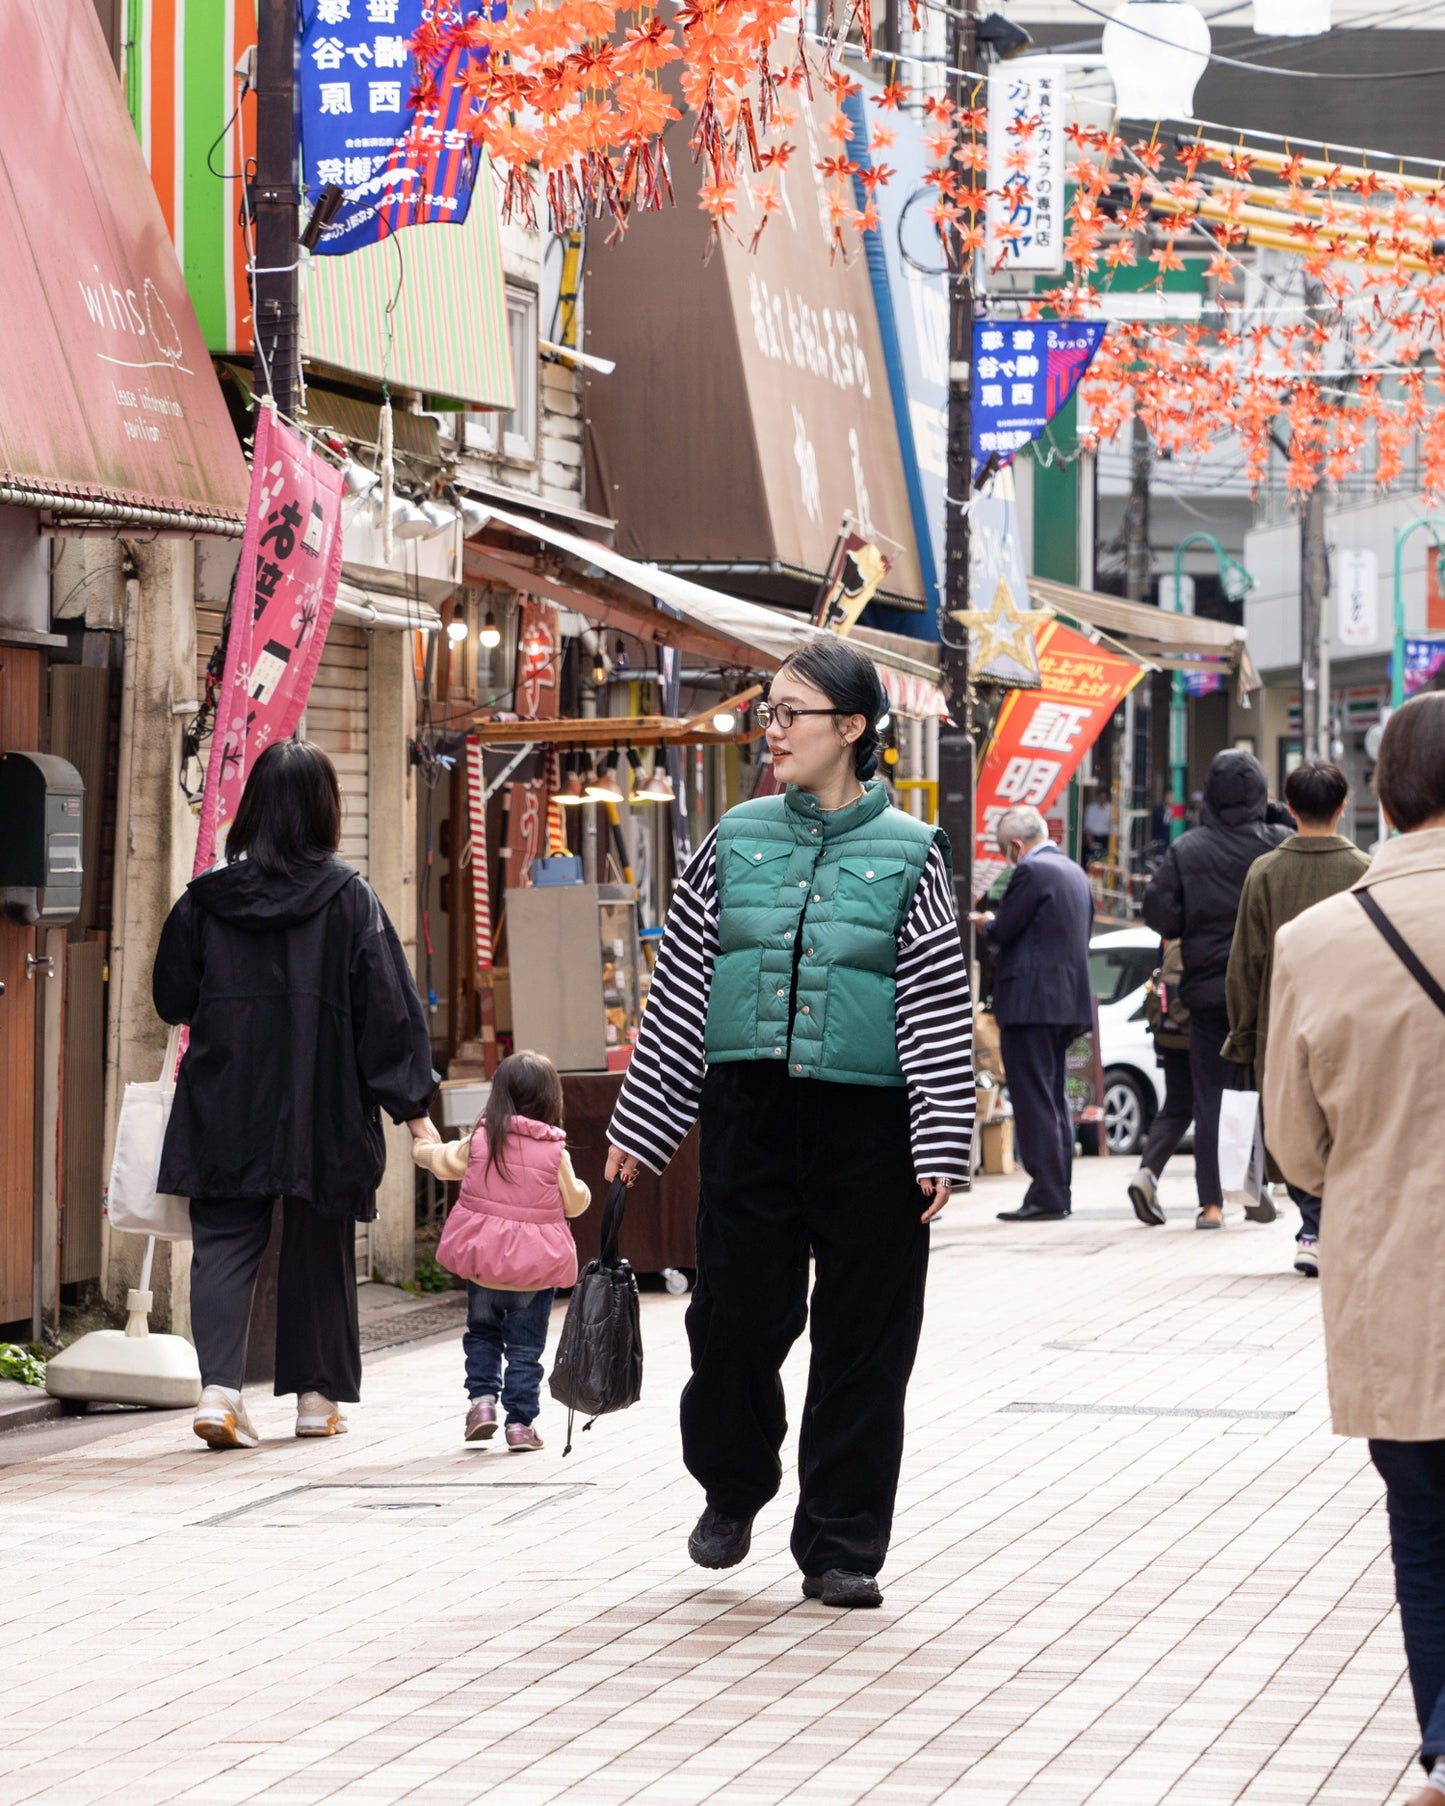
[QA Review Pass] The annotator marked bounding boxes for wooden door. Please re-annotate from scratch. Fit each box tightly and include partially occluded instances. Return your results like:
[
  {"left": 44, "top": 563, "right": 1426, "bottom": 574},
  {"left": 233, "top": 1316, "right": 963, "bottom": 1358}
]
[{"left": 0, "top": 648, "right": 41, "bottom": 1325}]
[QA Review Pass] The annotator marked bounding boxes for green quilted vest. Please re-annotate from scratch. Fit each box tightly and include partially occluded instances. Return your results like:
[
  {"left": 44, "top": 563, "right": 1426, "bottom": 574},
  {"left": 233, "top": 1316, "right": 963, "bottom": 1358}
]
[{"left": 705, "top": 780, "right": 950, "bottom": 1087}]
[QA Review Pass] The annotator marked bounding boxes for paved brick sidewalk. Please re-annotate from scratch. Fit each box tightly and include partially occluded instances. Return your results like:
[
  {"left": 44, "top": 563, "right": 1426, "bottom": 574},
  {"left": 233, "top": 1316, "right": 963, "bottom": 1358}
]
[{"left": 0, "top": 1158, "right": 1420, "bottom": 1806}]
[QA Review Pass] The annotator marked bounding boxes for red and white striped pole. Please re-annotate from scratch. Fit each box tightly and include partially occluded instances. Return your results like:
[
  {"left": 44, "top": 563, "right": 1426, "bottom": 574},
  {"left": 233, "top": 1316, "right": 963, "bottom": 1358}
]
[{"left": 466, "top": 734, "right": 493, "bottom": 971}]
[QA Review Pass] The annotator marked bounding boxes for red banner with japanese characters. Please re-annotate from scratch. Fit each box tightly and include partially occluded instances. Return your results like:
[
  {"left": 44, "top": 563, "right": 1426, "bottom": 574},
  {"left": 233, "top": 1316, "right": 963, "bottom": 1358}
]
[
  {"left": 502, "top": 596, "right": 561, "bottom": 892},
  {"left": 973, "top": 618, "right": 1143, "bottom": 896},
  {"left": 193, "top": 404, "right": 344, "bottom": 874}
]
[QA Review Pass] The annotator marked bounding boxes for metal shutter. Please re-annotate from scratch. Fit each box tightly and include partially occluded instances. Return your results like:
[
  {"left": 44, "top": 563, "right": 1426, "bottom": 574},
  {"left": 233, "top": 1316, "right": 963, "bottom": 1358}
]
[{"left": 304, "top": 622, "right": 370, "bottom": 879}]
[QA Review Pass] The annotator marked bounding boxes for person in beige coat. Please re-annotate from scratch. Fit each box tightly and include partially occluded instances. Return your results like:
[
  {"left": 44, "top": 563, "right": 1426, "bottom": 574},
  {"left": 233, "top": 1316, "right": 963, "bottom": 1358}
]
[{"left": 1267, "top": 693, "right": 1445, "bottom": 1805}]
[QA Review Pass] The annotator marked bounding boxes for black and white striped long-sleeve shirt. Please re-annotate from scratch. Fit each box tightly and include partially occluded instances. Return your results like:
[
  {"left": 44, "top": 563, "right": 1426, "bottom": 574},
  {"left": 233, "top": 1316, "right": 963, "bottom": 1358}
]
[{"left": 609, "top": 830, "right": 976, "bottom": 1181}]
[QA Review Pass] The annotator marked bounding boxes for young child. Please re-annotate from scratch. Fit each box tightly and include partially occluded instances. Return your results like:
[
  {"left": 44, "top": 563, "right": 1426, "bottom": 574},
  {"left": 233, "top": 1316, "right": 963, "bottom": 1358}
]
[{"left": 414, "top": 1051, "right": 590, "bottom": 1450}]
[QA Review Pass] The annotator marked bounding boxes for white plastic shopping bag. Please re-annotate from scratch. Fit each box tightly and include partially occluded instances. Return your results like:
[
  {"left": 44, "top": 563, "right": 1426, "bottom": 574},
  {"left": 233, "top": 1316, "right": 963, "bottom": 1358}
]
[
  {"left": 1218, "top": 1087, "right": 1266, "bottom": 1211},
  {"left": 106, "top": 1027, "right": 191, "bottom": 1241}
]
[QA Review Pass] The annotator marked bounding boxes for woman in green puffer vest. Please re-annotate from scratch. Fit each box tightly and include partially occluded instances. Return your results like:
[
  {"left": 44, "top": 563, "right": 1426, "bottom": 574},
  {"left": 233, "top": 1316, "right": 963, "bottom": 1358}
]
[{"left": 606, "top": 638, "right": 976, "bottom": 1610}]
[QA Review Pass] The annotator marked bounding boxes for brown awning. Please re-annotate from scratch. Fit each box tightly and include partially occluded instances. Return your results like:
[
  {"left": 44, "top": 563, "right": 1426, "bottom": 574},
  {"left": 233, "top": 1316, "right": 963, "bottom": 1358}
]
[
  {"left": 464, "top": 505, "right": 949, "bottom": 713},
  {"left": 583, "top": 51, "right": 925, "bottom": 611},
  {"left": 1029, "top": 577, "right": 1260, "bottom": 693},
  {"left": 0, "top": 4, "right": 249, "bottom": 533}
]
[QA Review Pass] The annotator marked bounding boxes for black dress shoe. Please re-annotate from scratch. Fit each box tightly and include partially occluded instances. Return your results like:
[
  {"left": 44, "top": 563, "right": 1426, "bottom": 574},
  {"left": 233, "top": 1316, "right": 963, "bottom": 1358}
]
[
  {"left": 996, "top": 1202, "right": 1071, "bottom": 1221},
  {"left": 688, "top": 1506, "right": 755, "bottom": 1569},
  {"left": 802, "top": 1570, "right": 883, "bottom": 1609}
]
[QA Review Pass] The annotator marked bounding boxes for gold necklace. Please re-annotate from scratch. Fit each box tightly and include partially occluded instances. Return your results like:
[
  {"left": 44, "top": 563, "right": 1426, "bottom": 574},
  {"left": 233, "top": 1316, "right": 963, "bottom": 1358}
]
[{"left": 819, "top": 787, "right": 866, "bottom": 814}]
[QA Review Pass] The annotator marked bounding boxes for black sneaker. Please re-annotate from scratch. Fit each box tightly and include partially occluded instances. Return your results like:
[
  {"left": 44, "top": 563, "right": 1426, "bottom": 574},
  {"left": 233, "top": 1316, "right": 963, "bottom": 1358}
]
[
  {"left": 687, "top": 1507, "right": 755, "bottom": 1569},
  {"left": 802, "top": 1570, "right": 883, "bottom": 1609}
]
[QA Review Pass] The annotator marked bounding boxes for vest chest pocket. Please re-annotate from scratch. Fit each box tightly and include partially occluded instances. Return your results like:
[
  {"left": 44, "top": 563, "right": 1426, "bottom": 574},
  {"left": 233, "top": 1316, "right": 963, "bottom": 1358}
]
[
  {"left": 724, "top": 839, "right": 795, "bottom": 906},
  {"left": 834, "top": 855, "right": 908, "bottom": 924}
]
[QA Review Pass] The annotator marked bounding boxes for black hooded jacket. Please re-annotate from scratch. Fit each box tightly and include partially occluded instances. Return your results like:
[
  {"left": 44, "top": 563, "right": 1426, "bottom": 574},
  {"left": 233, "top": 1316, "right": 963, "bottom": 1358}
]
[
  {"left": 152, "top": 857, "right": 437, "bottom": 1220},
  {"left": 1141, "top": 751, "right": 1290, "bottom": 1019}
]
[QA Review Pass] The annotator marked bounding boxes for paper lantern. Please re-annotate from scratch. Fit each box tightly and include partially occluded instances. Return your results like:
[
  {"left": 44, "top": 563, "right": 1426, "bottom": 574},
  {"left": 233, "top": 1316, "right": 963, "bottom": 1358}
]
[
  {"left": 1252, "top": 0, "right": 1330, "bottom": 34},
  {"left": 1102, "top": 0, "right": 1212, "bottom": 120}
]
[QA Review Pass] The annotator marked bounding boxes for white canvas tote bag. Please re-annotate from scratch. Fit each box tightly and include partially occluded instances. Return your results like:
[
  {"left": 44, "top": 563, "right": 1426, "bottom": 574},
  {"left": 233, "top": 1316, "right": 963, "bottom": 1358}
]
[{"left": 106, "top": 1028, "right": 191, "bottom": 1241}]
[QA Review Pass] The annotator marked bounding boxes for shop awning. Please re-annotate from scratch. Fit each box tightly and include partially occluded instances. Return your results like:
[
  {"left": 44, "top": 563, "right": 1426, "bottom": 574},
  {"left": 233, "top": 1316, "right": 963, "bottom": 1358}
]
[
  {"left": 1029, "top": 577, "right": 1260, "bottom": 693},
  {"left": 0, "top": 3, "right": 249, "bottom": 534},
  {"left": 464, "top": 505, "right": 952, "bottom": 717},
  {"left": 301, "top": 163, "right": 514, "bottom": 409}
]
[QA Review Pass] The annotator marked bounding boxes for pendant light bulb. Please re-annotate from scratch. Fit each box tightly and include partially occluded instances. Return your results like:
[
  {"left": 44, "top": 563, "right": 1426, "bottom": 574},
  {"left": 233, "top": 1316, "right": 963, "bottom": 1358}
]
[{"left": 479, "top": 610, "right": 502, "bottom": 650}]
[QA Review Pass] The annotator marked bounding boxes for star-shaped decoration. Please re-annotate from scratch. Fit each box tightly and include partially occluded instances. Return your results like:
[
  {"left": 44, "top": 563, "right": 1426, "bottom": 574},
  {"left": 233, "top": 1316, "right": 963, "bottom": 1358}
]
[{"left": 948, "top": 577, "right": 1053, "bottom": 682}]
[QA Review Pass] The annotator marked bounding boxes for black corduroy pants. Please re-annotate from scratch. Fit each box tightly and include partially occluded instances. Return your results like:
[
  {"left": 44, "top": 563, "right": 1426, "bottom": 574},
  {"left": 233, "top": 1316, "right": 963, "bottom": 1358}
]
[
  {"left": 189, "top": 1196, "right": 362, "bottom": 1402},
  {"left": 681, "top": 1061, "right": 930, "bottom": 1579}
]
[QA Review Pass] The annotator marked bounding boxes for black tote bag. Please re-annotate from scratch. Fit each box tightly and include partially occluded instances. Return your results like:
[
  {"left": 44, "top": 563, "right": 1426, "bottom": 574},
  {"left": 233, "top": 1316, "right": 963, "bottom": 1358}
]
[{"left": 548, "top": 1177, "right": 643, "bottom": 1452}]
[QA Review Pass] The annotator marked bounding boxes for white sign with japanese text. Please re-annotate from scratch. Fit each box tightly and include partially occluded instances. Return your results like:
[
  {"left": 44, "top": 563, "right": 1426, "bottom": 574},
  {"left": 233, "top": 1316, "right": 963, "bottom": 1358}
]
[{"left": 986, "top": 58, "right": 1066, "bottom": 276}]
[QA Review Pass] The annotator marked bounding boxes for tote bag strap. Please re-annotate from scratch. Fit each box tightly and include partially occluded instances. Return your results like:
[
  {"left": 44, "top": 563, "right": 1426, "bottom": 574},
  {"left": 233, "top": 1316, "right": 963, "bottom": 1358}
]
[
  {"left": 599, "top": 1176, "right": 630, "bottom": 1267},
  {"left": 1355, "top": 890, "right": 1445, "bottom": 1018},
  {"left": 159, "top": 1024, "right": 185, "bottom": 1093}
]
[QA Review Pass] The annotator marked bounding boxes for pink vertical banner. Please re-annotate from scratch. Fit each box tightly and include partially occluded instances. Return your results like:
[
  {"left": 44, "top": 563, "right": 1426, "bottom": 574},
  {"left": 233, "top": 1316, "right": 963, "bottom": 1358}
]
[
  {"left": 466, "top": 735, "right": 494, "bottom": 971},
  {"left": 193, "top": 403, "right": 345, "bottom": 876}
]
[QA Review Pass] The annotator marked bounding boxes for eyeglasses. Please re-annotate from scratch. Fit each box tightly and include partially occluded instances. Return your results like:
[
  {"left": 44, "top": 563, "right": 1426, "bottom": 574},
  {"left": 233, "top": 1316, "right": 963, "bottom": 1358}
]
[{"left": 756, "top": 701, "right": 848, "bottom": 731}]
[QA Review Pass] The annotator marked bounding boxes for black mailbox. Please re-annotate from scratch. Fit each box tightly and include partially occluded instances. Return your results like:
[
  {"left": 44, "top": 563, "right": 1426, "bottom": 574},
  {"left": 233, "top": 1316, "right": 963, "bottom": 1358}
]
[{"left": 0, "top": 751, "right": 85, "bottom": 926}]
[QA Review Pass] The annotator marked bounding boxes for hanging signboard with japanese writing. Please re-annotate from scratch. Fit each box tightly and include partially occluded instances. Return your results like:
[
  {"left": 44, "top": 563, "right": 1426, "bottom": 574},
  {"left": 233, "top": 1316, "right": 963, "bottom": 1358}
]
[
  {"left": 972, "top": 619, "right": 1144, "bottom": 896},
  {"left": 501, "top": 597, "right": 561, "bottom": 893},
  {"left": 971, "top": 319, "right": 1107, "bottom": 481},
  {"left": 193, "top": 405, "right": 345, "bottom": 873},
  {"left": 1334, "top": 546, "right": 1379, "bottom": 648},
  {"left": 1403, "top": 636, "right": 1445, "bottom": 697},
  {"left": 986, "top": 58, "right": 1066, "bottom": 275},
  {"left": 298, "top": 0, "right": 499, "bottom": 256}
]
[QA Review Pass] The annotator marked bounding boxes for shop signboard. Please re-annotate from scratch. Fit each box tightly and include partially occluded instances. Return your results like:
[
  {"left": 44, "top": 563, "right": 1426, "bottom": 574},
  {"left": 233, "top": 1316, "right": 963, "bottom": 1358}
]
[
  {"left": 973, "top": 619, "right": 1144, "bottom": 896},
  {"left": 193, "top": 406, "right": 345, "bottom": 872},
  {"left": 1335, "top": 547, "right": 1379, "bottom": 648},
  {"left": 582, "top": 41, "right": 925, "bottom": 612},
  {"left": 0, "top": 1, "right": 248, "bottom": 523},
  {"left": 1403, "top": 636, "right": 1445, "bottom": 697},
  {"left": 986, "top": 58, "right": 1067, "bottom": 275},
  {"left": 971, "top": 319, "right": 1107, "bottom": 481},
  {"left": 298, "top": 0, "right": 497, "bottom": 255},
  {"left": 844, "top": 80, "right": 947, "bottom": 632}
]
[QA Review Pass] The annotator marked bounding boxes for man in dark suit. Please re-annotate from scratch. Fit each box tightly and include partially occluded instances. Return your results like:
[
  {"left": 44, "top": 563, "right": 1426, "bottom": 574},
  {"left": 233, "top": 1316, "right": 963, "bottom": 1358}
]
[{"left": 970, "top": 805, "right": 1095, "bottom": 1221}]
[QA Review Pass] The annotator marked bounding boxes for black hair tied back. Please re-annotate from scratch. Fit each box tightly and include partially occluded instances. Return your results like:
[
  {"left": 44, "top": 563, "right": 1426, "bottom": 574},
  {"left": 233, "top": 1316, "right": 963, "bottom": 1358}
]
[{"left": 775, "top": 639, "right": 886, "bottom": 781}]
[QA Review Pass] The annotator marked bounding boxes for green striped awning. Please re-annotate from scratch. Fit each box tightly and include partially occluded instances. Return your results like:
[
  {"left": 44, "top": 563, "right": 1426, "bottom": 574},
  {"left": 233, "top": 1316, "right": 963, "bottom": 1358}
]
[{"left": 301, "top": 166, "right": 515, "bottom": 410}]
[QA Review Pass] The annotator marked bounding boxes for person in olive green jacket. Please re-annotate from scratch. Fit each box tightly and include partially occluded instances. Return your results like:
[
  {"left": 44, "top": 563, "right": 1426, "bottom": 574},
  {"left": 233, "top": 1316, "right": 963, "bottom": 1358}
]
[{"left": 1223, "top": 759, "right": 1369, "bottom": 1273}]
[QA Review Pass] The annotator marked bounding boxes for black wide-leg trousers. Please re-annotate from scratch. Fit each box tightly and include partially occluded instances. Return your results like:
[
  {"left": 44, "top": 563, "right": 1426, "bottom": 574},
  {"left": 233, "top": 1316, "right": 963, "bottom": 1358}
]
[
  {"left": 189, "top": 1196, "right": 362, "bottom": 1402},
  {"left": 681, "top": 1061, "right": 931, "bottom": 1579}
]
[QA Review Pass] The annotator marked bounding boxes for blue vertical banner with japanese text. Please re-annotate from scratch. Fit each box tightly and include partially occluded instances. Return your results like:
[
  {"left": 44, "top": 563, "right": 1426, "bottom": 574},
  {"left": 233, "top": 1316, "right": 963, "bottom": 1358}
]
[
  {"left": 298, "top": 0, "right": 500, "bottom": 256},
  {"left": 971, "top": 319, "right": 1107, "bottom": 480}
]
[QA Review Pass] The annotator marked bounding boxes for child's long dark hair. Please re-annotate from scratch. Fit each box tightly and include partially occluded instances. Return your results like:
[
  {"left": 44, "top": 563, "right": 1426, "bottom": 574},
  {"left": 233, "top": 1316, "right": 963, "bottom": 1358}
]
[{"left": 480, "top": 1050, "right": 564, "bottom": 1182}]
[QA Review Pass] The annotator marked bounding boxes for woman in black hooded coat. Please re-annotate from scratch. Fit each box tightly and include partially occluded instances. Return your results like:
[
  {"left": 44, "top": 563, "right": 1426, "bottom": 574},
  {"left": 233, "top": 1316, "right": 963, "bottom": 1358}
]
[
  {"left": 153, "top": 740, "right": 438, "bottom": 1449},
  {"left": 1142, "top": 749, "right": 1288, "bottom": 1228}
]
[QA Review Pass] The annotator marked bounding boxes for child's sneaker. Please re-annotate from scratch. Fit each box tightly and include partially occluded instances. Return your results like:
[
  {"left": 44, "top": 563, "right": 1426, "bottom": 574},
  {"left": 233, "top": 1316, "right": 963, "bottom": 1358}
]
[
  {"left": 1294, "top": 1236, "right": 1320, "bottom": 1277},
  {"left": 465, "top": 1397, "right": 499, "bottom": 1442},
  {"left": 295, "top": 1392, "right": 348, "bottom": 1437},
  {"left": 505, "top": 1422, "right": 543, "bottom": 1452}
]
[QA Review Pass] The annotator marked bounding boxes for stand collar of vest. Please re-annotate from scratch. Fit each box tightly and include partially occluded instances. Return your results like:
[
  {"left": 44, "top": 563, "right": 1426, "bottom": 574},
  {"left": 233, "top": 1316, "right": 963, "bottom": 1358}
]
[{"left": 784, "top": 778, "right": 890, "bottom": 842}]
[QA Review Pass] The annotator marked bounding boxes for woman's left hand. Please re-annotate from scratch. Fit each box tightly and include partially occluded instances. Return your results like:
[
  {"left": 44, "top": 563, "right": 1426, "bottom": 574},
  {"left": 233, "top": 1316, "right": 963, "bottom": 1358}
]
[
  {"left": 407, "top": 1116, "right": 440, "bottom": 1145},
  {"left": 918, "top": 1178, "right": 953, "bottom": 1223}
]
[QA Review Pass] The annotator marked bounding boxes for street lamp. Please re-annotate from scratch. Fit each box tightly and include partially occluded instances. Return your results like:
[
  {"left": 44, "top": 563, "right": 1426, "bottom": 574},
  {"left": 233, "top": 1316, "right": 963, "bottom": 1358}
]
[
  {"left": 1169, "top": 533, "right": 1254, "bottom": 838},
  {"left": 1391, "top": 516, "right": 1445, "bottom": 710}
]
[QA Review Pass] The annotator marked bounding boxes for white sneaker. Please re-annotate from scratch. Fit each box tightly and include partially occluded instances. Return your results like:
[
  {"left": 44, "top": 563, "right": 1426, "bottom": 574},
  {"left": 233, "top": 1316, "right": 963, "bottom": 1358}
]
[
  {"left": 1294, "top": 1236, "right": 1320, "bottom": 1277},
  {"left": 193, "top": 1385, "right": 259, "bottom": 1450},
  {"left": 295, "top": 1391, "right": 349, "bottom": 1437}
]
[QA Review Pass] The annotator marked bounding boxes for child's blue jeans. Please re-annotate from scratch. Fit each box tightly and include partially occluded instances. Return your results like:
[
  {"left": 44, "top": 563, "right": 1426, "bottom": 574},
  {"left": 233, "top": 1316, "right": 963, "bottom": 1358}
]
[{"left": 464, "top": 1283, "right": 554, "bottom": 1425}]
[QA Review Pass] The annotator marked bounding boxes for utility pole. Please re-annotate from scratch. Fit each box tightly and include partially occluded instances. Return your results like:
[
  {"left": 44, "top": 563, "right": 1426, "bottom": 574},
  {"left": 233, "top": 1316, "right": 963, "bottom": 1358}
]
[
  {"left": 937, "top": 0, "right": 979, "bottom": 918},
  {"left": 1299, "top": 274, "right": 1332, "bottom": 761},
  {"left": 252, "top": 0, "right": 300, "bottom": 417},
  {"left": 1120, "top": 410, "right": 1151, "bottom": 872}
]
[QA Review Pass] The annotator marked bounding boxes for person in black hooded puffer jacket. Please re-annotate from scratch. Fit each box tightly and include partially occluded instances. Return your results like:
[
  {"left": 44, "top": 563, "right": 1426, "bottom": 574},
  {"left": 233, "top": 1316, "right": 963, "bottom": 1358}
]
[{"left": 1142, "top": 749, "right": 1288, "bottom": 1228}]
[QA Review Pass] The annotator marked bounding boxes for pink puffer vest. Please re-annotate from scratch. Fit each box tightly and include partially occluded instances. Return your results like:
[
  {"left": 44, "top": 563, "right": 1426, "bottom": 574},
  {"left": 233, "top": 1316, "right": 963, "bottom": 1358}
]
[{"left": 436, "top": 1117, "right": 578, "bottom": 1292}]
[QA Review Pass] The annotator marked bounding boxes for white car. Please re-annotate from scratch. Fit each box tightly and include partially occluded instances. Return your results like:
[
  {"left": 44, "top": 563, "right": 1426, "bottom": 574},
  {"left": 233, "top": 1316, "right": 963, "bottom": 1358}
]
[{"left": 1090, "top": 927, "right": 1185, "bottom": 1157}]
